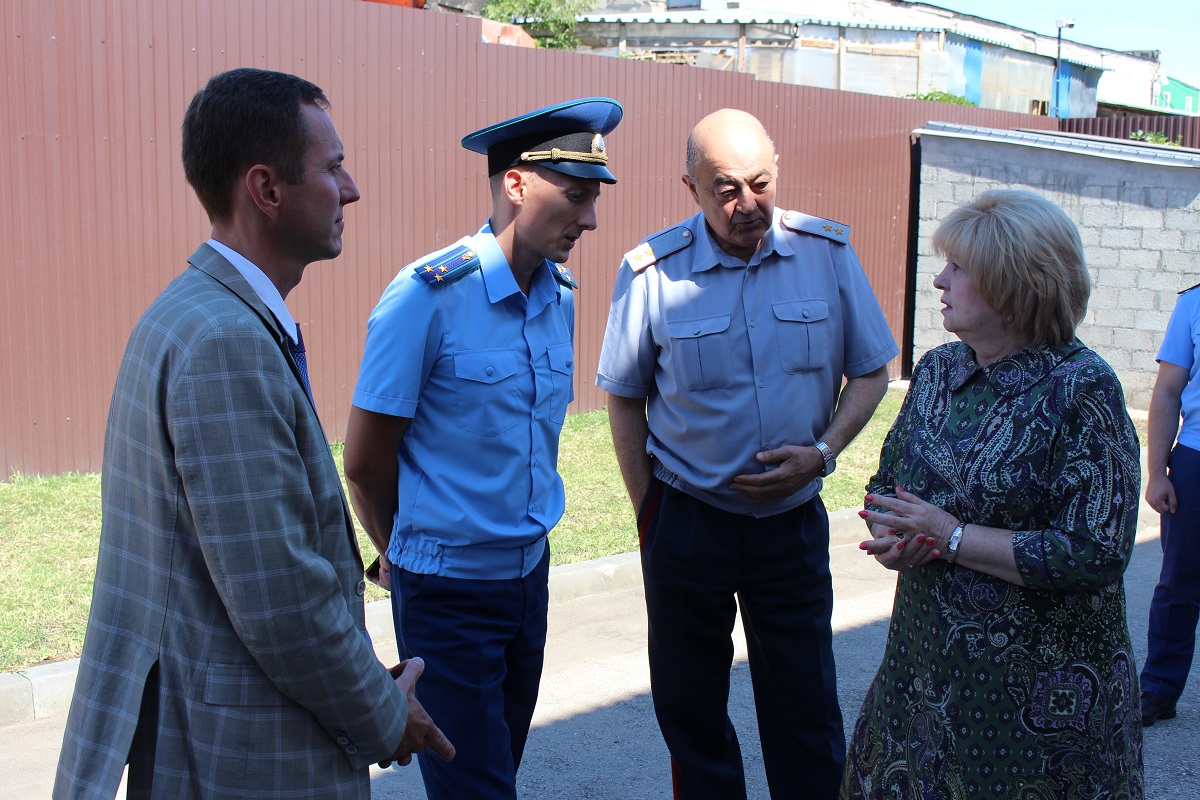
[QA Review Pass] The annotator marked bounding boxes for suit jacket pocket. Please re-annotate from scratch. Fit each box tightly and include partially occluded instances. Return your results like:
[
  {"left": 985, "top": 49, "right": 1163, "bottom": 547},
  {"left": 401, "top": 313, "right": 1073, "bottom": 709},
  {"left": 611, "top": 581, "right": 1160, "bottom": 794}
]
[{"left": 203, "top": 662, "right": 288, "bottom": 707}]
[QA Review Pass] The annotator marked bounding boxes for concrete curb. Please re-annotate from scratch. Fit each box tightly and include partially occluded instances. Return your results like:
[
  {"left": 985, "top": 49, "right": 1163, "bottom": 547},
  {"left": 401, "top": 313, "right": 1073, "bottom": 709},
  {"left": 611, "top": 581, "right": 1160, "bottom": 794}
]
[{"left": 0, "top": 509, "right": 865, "bottom": 729}]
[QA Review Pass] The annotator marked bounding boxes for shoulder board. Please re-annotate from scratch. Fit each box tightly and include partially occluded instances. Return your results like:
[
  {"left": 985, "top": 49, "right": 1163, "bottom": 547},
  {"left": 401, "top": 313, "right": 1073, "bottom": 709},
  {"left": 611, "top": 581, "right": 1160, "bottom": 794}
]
[
  {"left": 1180, "top": 281, "right": 1200, "bottom": 295},
  {"left": 625, "top": 225, "right": 694, "bottom": 273},
  {"left": 779, "top": 210, "right": 850, "bottom": 245},
  {"left": 413, "top": 244, "right": 481, "bottom": 287},
  {"left": 550, "top": 262, "right": 579, "bottom": 290}
]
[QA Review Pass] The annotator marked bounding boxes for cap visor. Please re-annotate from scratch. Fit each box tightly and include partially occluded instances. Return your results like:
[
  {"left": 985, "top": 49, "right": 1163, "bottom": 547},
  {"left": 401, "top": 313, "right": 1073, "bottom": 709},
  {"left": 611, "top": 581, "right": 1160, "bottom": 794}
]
[{"left": 541, "top": 161, "right": 618, "bottom": 184}]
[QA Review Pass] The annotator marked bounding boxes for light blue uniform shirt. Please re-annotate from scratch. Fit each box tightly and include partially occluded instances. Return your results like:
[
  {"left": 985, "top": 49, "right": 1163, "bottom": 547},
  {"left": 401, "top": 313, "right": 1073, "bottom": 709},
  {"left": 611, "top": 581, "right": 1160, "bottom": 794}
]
[
  {"left": 597, "top": 208, "right": 898, "bottom": 517},
  {"left": 1159, "top": 285, "right": 1200, "bottom": 451},
  {"left": 353, "top": 223, "right": 575, "bottom": 578}
]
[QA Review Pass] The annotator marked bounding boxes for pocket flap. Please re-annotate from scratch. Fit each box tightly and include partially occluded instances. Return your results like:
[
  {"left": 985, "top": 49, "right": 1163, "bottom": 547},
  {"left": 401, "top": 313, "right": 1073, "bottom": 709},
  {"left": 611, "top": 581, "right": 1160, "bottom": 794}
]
[
  {"left": 203, "top": 663, "right": 288, "bottom": 707},
  {"left": 772, "top": 299, "right": 829, "bottom": 323},
  {"left": 454, "top": 349, "right": 518, "bottom": 385},
  {"left": 547, "top": 343, "right": 574, "bottom": 376},
  {"left": 666, "top": 314, "right": 731, "bottom": 339}
]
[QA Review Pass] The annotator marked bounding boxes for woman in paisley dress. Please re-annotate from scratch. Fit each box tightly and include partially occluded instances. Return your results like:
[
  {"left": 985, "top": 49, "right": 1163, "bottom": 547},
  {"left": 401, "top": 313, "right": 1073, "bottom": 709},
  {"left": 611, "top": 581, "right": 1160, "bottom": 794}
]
[{"left": 841, "top": 190, "right": 1143, "bottom": 799}]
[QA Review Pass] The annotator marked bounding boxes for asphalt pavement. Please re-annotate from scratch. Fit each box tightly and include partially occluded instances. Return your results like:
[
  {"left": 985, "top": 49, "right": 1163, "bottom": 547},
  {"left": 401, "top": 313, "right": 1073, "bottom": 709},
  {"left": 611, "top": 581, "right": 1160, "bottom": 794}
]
[{"left": 2, "top": 503, "right": 1197, "bottom": 799}]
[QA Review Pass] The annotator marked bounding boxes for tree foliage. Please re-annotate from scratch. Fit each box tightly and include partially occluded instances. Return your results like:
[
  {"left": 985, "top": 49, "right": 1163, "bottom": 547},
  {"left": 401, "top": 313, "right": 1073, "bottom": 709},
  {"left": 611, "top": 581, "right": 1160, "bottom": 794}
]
[
  {"left": 482, "top": 0, "right": 592, "bottom": 50},
  {"left": 905, "top": 90, "right": 977, "bottom": 106}
]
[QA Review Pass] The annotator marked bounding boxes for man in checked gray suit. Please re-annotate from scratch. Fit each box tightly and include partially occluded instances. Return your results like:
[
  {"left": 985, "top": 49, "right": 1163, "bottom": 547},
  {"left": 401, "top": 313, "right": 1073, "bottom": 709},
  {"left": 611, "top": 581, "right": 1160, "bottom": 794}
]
[{"left": 54, "top": 68, "right": 453, "bottom": 799}]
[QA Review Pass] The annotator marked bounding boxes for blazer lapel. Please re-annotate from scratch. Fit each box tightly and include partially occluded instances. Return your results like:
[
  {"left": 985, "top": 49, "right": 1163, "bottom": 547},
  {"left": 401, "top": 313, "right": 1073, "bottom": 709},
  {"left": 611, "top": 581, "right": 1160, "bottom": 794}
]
[
  {"left": 187, "top": 244, "right": 317, "bottom": 415},
  {"left": 186, "top": 244, "right": 360, "bottom": 547}
]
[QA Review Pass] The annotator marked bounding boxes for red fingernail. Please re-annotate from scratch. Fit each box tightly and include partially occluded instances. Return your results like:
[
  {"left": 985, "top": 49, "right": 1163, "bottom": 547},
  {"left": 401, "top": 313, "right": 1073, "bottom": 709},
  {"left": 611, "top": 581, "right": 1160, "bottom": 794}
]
[
  {"left": 931, "top": 550, "right": 941, "bottom": 558},
  {"left": 915, "top": 534, "right": 925, "bottom": 544},
  {"left": 896, "top": 485, "right": 906, "bottom": 493},
  {"left": 886, "top": 528, "right": 895, "bottom": 536},
  {"left": 857, "top": 510, "right": 868, "bottom": 518},
  {"left": 865, "top": 494, "right": 875, "bottom": 501},
  {"left": 859, "top": 542, "right": 869, "bottom": 550},
  {"left": 896, "top": 540, "right": 905, "bottom": 550}
]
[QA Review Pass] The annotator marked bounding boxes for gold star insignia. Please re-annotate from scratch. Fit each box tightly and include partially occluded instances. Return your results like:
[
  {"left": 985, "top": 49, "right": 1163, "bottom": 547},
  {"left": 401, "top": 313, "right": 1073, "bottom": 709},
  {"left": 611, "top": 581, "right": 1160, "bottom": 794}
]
[
  {"left": 434, "top": 274, "right": 444, "bottom": 281},
  {"left": 424, "top": 266, "right": 435, "bottom": 273},
  {"left": 823, "top": 224, "right": 832, "bottom": 231},
  {"left": 438, "top": 265, "right": 448, "bottom": 273},
  {"left": 463, "top": 252, "right": 474, "bottom": 260},
  {"left": 835, "top": 228, "right": 844, "bottom": 235}
]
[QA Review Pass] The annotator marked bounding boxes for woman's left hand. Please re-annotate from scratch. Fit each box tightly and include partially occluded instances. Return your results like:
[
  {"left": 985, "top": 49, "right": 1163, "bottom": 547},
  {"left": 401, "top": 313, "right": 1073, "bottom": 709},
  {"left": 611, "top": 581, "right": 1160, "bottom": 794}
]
[{"left": 859, "top": 487, "right": 960, "bottom": 571}]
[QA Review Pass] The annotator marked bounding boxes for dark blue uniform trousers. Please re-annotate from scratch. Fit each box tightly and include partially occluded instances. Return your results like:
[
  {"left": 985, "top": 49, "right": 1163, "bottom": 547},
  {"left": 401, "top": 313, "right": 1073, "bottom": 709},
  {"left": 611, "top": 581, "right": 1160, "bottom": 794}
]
[
  {"left": 639, "top": 479, "right": 846, "bottom": 800},
  {"left": 1142, "top": 443, "right": 1200, "bottom": 703},
  {"left": 390, "top": 547, "right": 549, "bottom": 799}
]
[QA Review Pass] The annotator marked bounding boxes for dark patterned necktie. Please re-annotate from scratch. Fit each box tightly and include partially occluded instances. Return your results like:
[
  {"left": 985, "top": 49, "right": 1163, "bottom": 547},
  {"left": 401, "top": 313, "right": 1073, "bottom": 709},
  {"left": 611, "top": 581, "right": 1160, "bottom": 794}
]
[{"left": 288, "top": 327, "right": 314, "bottom": 404}]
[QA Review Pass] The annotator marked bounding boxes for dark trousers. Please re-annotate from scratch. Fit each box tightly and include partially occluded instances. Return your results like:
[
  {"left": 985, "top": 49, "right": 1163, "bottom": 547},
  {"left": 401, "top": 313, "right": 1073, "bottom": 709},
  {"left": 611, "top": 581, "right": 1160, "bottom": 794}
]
[
  {"left": 390, "top": 547, "right": 549, "bottom": 799},
  {"left": 1142, "top": 443, "right": 1200, "bottom": 702},
  {"left": 639, "top": 480, "right": 846, "bottom": 800}
]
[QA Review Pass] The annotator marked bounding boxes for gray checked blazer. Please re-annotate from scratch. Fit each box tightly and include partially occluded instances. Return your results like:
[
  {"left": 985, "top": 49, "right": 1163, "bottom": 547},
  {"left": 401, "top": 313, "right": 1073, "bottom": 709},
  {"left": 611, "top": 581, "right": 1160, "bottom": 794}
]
[{"left": 54, "top": 245, "right": 408, "bottom": 799}]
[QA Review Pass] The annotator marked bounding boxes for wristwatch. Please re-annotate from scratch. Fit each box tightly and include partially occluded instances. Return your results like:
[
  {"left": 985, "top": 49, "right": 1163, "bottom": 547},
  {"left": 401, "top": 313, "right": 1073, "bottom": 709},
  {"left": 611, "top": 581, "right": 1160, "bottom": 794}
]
[
  {"left": 946, "top": 523, "right": 966, "bottom": 564},
  {"left": 813, "top": 440, "right": 836, "bottom": 477}
]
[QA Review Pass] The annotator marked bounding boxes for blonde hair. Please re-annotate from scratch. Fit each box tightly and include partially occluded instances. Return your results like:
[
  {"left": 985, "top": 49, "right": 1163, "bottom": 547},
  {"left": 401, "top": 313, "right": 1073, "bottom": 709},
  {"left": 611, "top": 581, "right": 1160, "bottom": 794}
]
[{"left": 932, "top": 189, "right": 1090, "bottom": 346}]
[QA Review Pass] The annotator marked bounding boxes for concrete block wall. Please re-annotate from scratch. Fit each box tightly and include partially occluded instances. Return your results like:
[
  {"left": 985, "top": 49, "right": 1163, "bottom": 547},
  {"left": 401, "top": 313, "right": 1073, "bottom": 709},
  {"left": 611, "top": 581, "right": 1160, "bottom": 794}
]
[{"left": 915, "top": 135, "right": 1200, "bottom": 411}]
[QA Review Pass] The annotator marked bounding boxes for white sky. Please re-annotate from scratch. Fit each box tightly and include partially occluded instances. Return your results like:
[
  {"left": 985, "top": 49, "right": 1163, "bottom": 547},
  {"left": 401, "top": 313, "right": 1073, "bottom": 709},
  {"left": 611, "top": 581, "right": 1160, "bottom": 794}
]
[{"left": 926, "top": 0, "right": 1200, "bottom": 86}]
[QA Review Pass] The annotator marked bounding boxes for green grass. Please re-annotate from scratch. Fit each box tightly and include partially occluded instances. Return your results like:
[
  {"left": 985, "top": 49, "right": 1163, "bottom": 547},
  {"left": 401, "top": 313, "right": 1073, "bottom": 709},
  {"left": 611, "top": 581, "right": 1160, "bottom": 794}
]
[
  {"left": 0, "top": 387, "right": 1149, "bottom": 672},
  {"left": 0, "top": 472, "right": 102, "bottom": 672}
]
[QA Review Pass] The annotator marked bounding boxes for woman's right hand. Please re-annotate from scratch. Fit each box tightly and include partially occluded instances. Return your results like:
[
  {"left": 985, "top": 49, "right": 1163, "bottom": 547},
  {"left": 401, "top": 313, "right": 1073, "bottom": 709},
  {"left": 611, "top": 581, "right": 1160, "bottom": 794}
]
[{"left": 860, "top": 520, "right": 942, "bottom": 571}]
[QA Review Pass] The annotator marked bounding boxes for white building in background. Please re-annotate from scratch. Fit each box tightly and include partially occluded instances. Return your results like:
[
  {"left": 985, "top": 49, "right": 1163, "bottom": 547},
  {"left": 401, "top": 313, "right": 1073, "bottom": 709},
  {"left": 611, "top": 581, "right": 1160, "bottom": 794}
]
[{"left": 577, "top": 0, "right": 1163, "bottom": 118}]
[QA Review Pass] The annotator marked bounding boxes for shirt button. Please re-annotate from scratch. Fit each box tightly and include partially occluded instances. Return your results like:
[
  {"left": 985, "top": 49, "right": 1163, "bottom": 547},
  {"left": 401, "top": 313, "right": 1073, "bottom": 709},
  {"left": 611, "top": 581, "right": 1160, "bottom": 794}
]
[
  {"left": 759, "top": 381, "right": 765, "bottom": 388},
  {"left": 693, "top": 327, "right": 700, "bottom": 335},
  {"left": 802, "top": 310, "right": 810, "bottom": 319},
  {"left": 566, "top": 360, "right": 573, "bottom": 368},
  {"left": 485, "top": 366, "right": 495, "bottom": 376},
  {"left": 749, "top": 321, "right": 756, "bottom": 327},
  {"left": 356, "top": 580, "right": 366, "bottom": 596},
  {"left": 532, "top": 503, "right": 539, "bottom": 511}
]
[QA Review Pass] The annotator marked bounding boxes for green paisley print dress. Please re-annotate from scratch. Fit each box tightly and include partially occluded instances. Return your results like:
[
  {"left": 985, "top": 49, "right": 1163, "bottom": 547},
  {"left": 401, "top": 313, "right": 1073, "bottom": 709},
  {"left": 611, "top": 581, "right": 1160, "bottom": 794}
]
[{"left": 841, "top": 340, "right": 1143, "bottom": 800}]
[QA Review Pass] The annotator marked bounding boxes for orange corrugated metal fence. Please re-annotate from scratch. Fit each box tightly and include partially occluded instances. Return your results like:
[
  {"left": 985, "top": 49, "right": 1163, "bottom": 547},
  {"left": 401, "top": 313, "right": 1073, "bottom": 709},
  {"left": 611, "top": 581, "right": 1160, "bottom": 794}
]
[{"left": 0, "top": 0, "right": 1057, "bottom": 476}]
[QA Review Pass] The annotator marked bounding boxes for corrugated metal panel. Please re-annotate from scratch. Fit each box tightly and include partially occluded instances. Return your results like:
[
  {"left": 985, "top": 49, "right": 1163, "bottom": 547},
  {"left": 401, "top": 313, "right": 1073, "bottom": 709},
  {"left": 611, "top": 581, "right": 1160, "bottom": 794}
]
[
  {"left": 0, "top": 0, "right": 1058, "bottom": 476},
  {"left": 1060, "top": 115, "right": 1200, "bottom": 150}
]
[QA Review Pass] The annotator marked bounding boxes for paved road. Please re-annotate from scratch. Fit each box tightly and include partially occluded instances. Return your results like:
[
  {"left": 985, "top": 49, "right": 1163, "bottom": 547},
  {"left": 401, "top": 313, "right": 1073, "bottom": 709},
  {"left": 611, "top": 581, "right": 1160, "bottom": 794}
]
[{"left": 4, "top": 500, "right": 1196, "bottom": 798}]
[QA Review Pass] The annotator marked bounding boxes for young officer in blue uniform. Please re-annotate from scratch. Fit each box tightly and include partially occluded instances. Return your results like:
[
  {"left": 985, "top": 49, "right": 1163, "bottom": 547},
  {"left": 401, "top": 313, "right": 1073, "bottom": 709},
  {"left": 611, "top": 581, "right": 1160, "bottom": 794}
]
[
  {"left": 598, "top": 109, "right": 897, "bottom": 799},
  {"left": 343, "top": 97, "right": 622, "bottom": 798},
  {"left": 1140, "top": 281, "right": 1200, "bottom": 727}
]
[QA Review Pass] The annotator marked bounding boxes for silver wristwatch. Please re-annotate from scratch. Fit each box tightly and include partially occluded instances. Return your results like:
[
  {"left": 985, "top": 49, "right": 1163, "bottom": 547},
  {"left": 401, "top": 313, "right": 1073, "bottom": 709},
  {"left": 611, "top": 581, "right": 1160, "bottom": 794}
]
[{"left": 814, "top": 440, "right": 836, "bottom": 477}]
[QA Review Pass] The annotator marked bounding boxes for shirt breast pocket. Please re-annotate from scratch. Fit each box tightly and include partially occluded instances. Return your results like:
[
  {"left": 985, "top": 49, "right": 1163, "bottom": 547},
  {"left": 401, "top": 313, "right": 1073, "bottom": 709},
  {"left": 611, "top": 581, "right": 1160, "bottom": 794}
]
[
  {"left": 454, "top": 349, "right": 520, "bottom": 436},
  {"left": 667, "top": 314, "right": 733, "bottom": 392},
  {"left": 773, "top": 299, "right": 829, "bottom": 374},
  {"left": 547, "top": 343, "right": 574, "bottom": 425}
]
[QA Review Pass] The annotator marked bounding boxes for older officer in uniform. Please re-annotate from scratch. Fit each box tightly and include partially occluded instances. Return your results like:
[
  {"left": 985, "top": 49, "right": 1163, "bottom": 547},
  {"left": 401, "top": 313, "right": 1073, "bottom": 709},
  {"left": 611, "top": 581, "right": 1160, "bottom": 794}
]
[
  {"left": 344, "top": 98, "right": 622, "bottom": 798},
  {"left": 597, "top": 108, "right": 897, "bottom": 799}
]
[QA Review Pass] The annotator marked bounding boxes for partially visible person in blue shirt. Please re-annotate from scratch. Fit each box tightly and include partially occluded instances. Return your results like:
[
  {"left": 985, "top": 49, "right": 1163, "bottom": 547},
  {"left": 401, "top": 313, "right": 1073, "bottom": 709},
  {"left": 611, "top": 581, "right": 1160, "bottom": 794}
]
[
  {"left": 1140, "top": 281, "right": 1200, "bottom": 728},
  {"left": 343, "top": 97, "right": 621, "bottom": 799}
]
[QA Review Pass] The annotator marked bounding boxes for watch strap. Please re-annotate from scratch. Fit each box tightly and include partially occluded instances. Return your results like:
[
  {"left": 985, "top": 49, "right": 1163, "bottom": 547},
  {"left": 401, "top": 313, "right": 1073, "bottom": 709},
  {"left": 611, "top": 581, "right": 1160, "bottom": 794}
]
[{"left": 814, "top": 440, "right": 835, "bottom": 477}]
